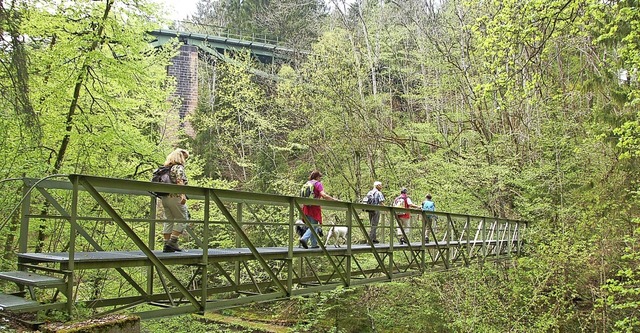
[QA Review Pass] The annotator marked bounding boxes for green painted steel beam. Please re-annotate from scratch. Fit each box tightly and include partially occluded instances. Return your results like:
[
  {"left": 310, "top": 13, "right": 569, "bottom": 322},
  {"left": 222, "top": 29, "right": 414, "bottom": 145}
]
[
  {"left": 34, "top": 187, "right": 148, "bottom": 298},
  {"left": 75, "top": 176, "right": 203, "bottom": 311},
  {"left": 148, "top": 29, "right": 305, "bottom": 60},
  {"left": 208, "top": 189, "right": 289, "bottom": 295},
  {"left": 8, "top": 175, "right": 527, "bottom": 321},
  {"left": 136, "top": 305, "right": 200, "bottom": 320}
]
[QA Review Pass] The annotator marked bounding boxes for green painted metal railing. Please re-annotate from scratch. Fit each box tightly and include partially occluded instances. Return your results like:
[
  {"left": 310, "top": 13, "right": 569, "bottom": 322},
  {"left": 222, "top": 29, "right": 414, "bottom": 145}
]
[
  {"left": 172, "top": 21, "right": 281, "bottom": 46},
  {"left": 148, "top": 29, "right": 303, "bottom": 61},
  {"left": 1, "top": 175, "right": 527, "bottom": 319}
]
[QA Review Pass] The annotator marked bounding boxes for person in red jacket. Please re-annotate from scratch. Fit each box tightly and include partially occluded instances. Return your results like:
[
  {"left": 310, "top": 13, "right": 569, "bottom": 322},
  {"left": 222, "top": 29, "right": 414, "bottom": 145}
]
[
  {"left": 299, "top": 170, "right": 337, "bottom": 249},
  {"left": 393, "top": 188, "right": 420, "bottom": 244}
]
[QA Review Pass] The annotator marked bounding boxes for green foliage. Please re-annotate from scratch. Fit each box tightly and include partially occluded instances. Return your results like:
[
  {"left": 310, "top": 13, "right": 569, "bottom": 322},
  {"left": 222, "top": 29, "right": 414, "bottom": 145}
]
[
  {"left": 141, "top": 315, "right": 216, "bottom": 333},
  {"left": 190, "top": 51, "right": 291, "bottom": 191},
  {"left": 602, "top": 222, "right": 640, "bottom": 333},
  {"left": 0, "top": 0, "right": 181, "bottom": 181},
  {"left": 2, "top": 0, "right": 640, "bottom": 329}
]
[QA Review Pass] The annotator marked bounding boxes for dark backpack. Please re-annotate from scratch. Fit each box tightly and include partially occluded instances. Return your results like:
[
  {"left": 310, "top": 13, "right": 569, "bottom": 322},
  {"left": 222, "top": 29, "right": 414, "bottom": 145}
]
[
  {"left": 362, "top": 190, "right": 379, "bottom": 212},
  {"left": 300, "top": 180, "right": 317, "bottom": 198},
  {"left": 151, "top": 165, "right": 173, "bottom": 197},
  {"left": 368, "top": 190, "right": 381, "bottom": 205}
]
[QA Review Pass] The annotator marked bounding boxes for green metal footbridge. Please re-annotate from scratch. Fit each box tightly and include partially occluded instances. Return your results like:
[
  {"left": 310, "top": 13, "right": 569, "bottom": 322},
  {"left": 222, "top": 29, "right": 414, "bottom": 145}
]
[{"left": 0, "top": 175, "right": 527, "bottom": 319}]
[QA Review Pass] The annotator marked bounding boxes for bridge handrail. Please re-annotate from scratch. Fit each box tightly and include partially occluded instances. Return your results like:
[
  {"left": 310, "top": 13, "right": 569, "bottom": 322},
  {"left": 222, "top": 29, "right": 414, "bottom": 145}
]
[
  {"left": 19, "top": 175, "right": 527, "bottom": 225},
  {"left": 171, "top": 21, "right": 281, "bottom": 46},
  {"left": 0, "top": 174, "right": 528, "bottom": 318}
]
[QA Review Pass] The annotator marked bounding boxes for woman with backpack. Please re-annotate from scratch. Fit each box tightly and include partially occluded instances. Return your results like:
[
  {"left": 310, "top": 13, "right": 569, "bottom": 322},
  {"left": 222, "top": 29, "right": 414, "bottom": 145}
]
[
  {"left": 160, "top": 148, "right": 190, "bottom": 252},
  {"left": 299, "top": 170, "right": 337, "bottom": 249},
  {"left": 393, "top": 188, "right": 420, "bottom": 244}
]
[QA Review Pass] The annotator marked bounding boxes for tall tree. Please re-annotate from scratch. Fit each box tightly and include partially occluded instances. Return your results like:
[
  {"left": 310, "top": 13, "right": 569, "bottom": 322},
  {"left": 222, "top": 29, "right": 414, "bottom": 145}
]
[
  {"left": 0, "top": 0, "right": 181, "bottom": 256},
  {"left": 190, "top": 53, "right": 291, "bottom": 191},
  {"left": 0, "top": 0, "right": 180, "bottom": 178}
]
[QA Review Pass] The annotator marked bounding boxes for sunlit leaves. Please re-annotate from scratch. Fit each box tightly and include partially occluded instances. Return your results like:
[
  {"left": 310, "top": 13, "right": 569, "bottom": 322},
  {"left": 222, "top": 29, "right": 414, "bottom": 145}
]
[{"left": 1, "top": 0, "right": 180, "bottom": 179}]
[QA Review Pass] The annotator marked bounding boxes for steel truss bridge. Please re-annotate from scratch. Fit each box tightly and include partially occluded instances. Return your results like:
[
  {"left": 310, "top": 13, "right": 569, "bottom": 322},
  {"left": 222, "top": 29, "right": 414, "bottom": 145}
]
[
  {"left": 148, "top": 28, "right": 310, "bottom": 80},
  {"left": 149, "top": 29, "right": 298, "bottom": 64},
  {"left": 0, "top": 175, "right": 527, "bottom": 319}
]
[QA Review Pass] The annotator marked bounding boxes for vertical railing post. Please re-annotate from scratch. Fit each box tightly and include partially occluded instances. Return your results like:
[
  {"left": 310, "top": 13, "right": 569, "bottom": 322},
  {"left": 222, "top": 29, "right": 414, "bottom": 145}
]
[
  {"left": 67, "top": 175, "right": 79, "bottom": 315},
  {"left": 235, "top": 202, "right": 243, "bottom": 286},
  {"left": 420, "top": 212, "right": 424, "bottom": 273},
  {"left": 446, "top": 214, "right": 451, "bottom": 266},
  {"left": 481, "top": 217, "right": 487, "bottom": 262},
  {"left": 201, "top": 190, "right": 210, "bottom": 311},
  {"left": 147, "top": 196, "right": 157, "bottom": 295},
  {"left": 287, "top": 198, "right": 294, "bottom": 296},
  {"left": 515, "top": 222, "right": 519, "bottom": 255},
  {"left": 420, "top": 212, "right": 424, "bottom": 272},
  {"left": 507, "top": 221, "right": 512, "bottom": 256},
  {"left": 494, "top": 218, "right": 506, "bottom": 259},
  {"left": 17, "top": 181, "right": 31, "bottom": 298},
  {"left": 381, "top": 212, "right": 387, "bottom": 244},
  {"left": 465, "top": 216, "right": 470, "bottom": 266},
  {"left": 19, "top": 182, "right": 31, "bottom": 254},
  {"left": 388, "top": 208, "right": 394, "bottom": 280},
  {"left": 346, "top": 206, "right": 352, "bottom": 286}
]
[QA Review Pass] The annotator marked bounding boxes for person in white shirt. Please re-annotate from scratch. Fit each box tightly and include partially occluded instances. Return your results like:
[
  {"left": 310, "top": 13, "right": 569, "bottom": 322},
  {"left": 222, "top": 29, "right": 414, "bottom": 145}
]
[{"left": 365, "top": 181, "right": 385, "bottom": 243}]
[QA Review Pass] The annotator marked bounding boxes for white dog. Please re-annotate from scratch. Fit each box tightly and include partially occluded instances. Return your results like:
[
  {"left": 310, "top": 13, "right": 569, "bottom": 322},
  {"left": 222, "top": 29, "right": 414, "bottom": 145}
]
[{"left": 324, "top": 222, "right": 349, "bottom": 247}]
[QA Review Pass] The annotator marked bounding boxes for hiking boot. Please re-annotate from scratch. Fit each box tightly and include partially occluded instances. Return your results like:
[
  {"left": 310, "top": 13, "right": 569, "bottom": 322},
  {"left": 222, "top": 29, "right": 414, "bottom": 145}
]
[
  {"left": 299, "top": 238, "right": 308, "bottom": 249},
  {"left": 310, "top": 245, "right": 319, "bottom": 249},
  {"left": 425, "top": 236, "right": 429, "bottom": 243},
  {"left": 372, "top": 240, "right": 380, "bottom": 244},
  {"left": 399, "top": 238, "right": 406, "bottom": 245},
  {"left": 163, "top": 238, "right": 182, "bottom": 253}
]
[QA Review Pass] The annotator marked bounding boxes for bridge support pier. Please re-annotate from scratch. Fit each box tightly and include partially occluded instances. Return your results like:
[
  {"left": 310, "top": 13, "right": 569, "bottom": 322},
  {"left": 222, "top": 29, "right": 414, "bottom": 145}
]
[{"left": 167, "top": 44, "right": 198, "bottom": 138}]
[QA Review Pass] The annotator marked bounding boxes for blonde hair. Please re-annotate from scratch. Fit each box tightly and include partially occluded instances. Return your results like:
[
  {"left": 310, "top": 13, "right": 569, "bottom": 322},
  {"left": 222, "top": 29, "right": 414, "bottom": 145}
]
[{"left": 164, "top": 148, "right": 189, "bottom": 166}]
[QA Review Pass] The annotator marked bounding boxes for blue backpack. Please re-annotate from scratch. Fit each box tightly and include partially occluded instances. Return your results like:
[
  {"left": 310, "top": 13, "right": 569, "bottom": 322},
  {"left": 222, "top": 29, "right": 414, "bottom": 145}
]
[
  {"left": 422, "top": 200, "right": 435, "bottom": 212},
  {"left": 363, "top": 190, "right": 380, "bottom": 205}
]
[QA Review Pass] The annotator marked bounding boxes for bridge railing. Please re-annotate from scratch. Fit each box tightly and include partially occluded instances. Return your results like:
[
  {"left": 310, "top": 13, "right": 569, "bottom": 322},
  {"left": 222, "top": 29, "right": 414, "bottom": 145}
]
[
  {"left": 1, "top": 175, "right": 527, "bottom": 318},
  {"left": 172, "top": 21, "right": 281, "bottom": 46}
]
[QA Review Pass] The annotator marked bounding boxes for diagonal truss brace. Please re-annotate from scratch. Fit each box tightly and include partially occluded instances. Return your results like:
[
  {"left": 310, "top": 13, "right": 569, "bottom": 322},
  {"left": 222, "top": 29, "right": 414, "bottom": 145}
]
[{"left": 76, "top": 177, "right": 202, "bottom": 311}]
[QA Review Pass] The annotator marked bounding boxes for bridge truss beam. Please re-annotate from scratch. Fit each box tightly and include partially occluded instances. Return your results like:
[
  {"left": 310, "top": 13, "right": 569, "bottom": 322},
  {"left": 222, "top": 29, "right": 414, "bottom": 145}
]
[{"left": 1, "top": 175, "right": 527, "bottom": 319}]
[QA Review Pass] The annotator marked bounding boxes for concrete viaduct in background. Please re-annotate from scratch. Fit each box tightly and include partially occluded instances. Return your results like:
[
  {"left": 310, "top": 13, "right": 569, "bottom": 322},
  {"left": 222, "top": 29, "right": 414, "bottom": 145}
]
[{"left": 148, "top": 29, "right": 300, "bottom": 137}]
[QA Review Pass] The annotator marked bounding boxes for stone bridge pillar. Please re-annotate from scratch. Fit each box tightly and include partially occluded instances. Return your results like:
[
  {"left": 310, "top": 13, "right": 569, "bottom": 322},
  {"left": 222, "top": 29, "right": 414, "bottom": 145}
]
[{"left": 167, "top": 44, "right": 198, "bottom": 137}]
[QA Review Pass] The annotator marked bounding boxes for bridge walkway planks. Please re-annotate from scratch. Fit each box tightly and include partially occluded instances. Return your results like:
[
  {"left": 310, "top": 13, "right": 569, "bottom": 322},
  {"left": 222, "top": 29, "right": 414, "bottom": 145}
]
[{"left": 16, "top": 241, "right": 489, "bottom": 269}]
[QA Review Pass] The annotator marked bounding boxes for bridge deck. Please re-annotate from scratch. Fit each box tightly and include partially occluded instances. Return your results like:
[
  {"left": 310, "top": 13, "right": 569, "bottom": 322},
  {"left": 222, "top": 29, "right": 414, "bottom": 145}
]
[{"left": 17, "top": 241, "right": 492, "bottom": 270}]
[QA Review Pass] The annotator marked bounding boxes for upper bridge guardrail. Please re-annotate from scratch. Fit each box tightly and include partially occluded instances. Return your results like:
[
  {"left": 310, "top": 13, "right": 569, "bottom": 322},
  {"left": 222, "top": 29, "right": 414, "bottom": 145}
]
[
  {"left": 0, "top": 174, "right": 528, "bottom": 318},
  {"left": 170, "top": 21, "right": 282, "bottom": 46}
]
